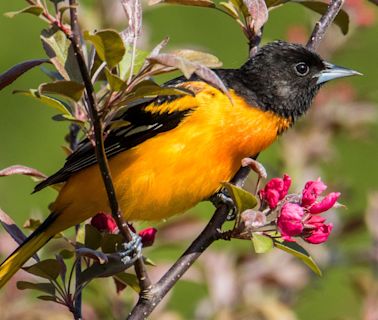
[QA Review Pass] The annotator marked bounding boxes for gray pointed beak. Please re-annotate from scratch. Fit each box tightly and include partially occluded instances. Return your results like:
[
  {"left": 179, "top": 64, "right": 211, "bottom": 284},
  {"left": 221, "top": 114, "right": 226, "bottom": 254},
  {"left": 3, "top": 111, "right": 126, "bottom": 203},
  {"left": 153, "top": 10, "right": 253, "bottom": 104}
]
[{"left": 316, "top": 62, "right": 362, "bottom": 85}]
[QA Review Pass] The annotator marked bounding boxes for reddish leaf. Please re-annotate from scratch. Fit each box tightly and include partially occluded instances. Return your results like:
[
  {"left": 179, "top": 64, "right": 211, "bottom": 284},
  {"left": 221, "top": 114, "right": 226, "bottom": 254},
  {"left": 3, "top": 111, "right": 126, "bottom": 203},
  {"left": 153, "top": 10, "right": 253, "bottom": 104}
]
[
  {"left": 113, "top": 277, "right": 127, "bottom": 294},
  {"left": 120, "top": 0, "right": 142, "bottom": 44},
  {"left": 149, "top": 0, "right": 215, "bottom": 7},
  {"left": 148, "top": 53, "right": 230, "bottom": 100},
  {"left": 0, "top": 165, "right": 47, "bottom": 179},
  {"left": 0, "top": 59, "right": 49, "bottom": 91},
  {"left": 149, "top": 37, "right": 170, "bottom": 58},
  {"left": 243, "top": 0, "right": 268, "bottom": 33}
]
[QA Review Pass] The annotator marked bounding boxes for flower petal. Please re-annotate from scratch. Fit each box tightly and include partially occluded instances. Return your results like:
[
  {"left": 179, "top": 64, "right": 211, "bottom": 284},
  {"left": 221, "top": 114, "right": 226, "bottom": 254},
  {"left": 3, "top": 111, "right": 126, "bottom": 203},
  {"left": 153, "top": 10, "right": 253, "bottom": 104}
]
[
  {"left": 277, "top": 203, "right": 304, "bottom": 237},
  {"left": 302, "top": 177, "right": 327, "bottom": 207},
  {"left": 309, "top": 192, "right": 341, "bottom": 214}
]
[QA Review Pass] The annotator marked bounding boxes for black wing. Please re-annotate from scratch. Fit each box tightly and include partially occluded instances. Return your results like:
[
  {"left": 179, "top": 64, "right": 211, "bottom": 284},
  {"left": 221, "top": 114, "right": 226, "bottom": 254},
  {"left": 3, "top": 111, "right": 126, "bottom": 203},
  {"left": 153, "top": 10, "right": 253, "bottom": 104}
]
[{"left": 33, "top": 93, "right": 193, "bottom": 193}]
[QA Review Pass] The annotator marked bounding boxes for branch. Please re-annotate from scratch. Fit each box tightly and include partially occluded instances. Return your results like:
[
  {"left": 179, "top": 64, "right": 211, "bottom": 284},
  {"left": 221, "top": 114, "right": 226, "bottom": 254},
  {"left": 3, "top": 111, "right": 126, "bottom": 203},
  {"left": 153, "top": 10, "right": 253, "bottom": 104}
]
[
  {"left": 306, "top": 0, "right": 344, "bottom": 50},
  {"left": 67, "top": 0, "right": 151, "bottom": 292},
  {"left": 128, "top": 203, "right": 230, "bottom": 319},
  {"left": 128, "top": 0, "right": 346, "bottom": 318},
  {"left": 128, "top": 165, "right": 250, "bottom": 319}
]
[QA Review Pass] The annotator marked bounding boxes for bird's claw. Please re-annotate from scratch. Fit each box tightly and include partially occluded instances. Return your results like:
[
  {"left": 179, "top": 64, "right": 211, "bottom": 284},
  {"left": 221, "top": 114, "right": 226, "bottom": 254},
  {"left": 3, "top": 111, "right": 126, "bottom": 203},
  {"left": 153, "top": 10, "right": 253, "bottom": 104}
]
[
  {"left": 117, "top": 232, "right": 143, "bottom": 265},
  {"left": 209, "top": 189, "right": 237, "bottom": 221}
]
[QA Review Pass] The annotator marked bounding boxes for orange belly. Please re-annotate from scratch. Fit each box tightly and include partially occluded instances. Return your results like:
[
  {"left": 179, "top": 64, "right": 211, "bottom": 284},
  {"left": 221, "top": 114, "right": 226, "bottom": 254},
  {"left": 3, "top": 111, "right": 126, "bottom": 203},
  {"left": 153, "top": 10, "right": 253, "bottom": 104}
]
[{"left": 51, "top": 87, "right": 290, "bottom": 229}]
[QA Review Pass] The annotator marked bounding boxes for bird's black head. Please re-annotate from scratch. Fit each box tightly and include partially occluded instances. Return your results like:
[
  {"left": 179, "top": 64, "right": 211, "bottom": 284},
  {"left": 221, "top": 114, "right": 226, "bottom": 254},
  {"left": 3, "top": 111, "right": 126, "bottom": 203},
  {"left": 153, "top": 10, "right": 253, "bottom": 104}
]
[{"left": 238, "top": 41, "right": 360, "bottom": 120}]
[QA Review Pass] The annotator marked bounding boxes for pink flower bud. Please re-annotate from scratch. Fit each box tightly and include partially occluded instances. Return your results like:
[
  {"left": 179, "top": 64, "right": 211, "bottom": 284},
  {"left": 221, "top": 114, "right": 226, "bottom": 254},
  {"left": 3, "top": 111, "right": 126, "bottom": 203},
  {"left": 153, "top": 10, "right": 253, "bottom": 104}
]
[
  {"left": 91, "top": 212, "right": 117, "bottom": 233},
  {"left": 139, "top": 227, "right": 157, "bottom": 247},
  {"left": 309, "top": 192, "right": 341, "bottom": 214},
  {"left": 282, "top": 174, "right": 292, "bottom": 198},
  {"left": 265, "top": 189, "right": 280, "bottom": 209},
  {"left": 304, "top": 223, "right": 333, "bottom": 244},
  {"left": 301, "top": 178, "right": 327, "bottom": 207},
  {"left": 277, "top": 203, "right": 304, "bottom": 237},
  {"left": 260, "top": 174, "right": 292, "bottom": 209}
]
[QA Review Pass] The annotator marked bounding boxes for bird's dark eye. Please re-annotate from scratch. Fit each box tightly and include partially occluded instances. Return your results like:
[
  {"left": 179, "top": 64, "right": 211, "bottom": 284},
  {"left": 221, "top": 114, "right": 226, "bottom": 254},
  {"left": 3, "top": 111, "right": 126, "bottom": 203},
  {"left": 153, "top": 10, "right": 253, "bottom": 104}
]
[{"left": 294, "top": 62, "right": 310, "bottom": 76}]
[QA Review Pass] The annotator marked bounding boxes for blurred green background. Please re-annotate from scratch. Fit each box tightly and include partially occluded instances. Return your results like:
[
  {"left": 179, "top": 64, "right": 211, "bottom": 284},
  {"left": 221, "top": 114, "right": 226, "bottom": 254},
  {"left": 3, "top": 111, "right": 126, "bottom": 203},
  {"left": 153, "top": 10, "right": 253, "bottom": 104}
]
[{"left": 0, "top": 1, "right": 378, "bottom": 319}]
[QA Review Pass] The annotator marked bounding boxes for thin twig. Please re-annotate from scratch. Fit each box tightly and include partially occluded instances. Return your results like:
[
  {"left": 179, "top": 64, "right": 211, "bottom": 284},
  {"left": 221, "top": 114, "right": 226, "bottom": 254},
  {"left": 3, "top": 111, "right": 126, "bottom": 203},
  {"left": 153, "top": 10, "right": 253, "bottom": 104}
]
[
  {"left": 306, "top": 0, "right": 344, "bottom": 50},
  {"left": 67, "top": 0, "right": 151, "bottom": 292}
]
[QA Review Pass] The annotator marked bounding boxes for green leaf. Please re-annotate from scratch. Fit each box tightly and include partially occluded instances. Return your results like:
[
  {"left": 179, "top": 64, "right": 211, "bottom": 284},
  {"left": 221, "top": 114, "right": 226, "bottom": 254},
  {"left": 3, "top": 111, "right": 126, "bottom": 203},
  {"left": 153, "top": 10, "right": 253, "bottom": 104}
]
[
  {"left": 219, "top": 2, "right": 240, "bottom": 18},
  {"left": 294, "top": 1, "right": 349, "bottom": 34},
  {"left": 84, "top": 29, "right": 126, "bottom": 68},
  {"left": 101, "top": 234, "right": 124, "bottom": 253},
  {"left": 105, "top": 68, "right": 127, "bottom": 91},
  {"left": 52, "top": 114, "right": 86, "bottom": 126},
  {"left": 23, "top": 218, "right": 42, "bottom": 231},
  {"left": 23, "top": 259, "right": 62, "bottom": 280},
  {"left": 5, "top": 6, "right": 44, "bottom": 18},
  {"left": 84, "top": 224, "right": 102, "bottom": 250},
  {"left": 17, "top": 281, "right": 55, "bottom": 295},
  {"left": 170, "top": 49, "right": 222, "bottom": 68},
  {"left": 41, "top": 28, "right": 82, "bottom": 81},
  {"left": 274, "top": 240, "right": 322, "bottom": 276},
  {"left": 13, "top": 89, "right": 72, "bottom": 116},
  {"left": 143, "top": 256, "right": 157, "bottom": 266},
  {"left": 119, "top": 48, "right": 149, "bottom": 80},
  {"left": 222, "top": 182, "right": 258, "bottom": 213},
  {"left": 252, "top": 233, "right": 273, "bottom": 253},
  {"left": 39, "top": 80, "right": 85, "bottom": 101},
  {"left": 59, "top": 249, "right": 75, "bottom": 259},
  {"left": 37, "top": 295, "right": 59, "bottom": 302},
  {"left": 114, "top": 272, "right": 140, "bottom": 293}
]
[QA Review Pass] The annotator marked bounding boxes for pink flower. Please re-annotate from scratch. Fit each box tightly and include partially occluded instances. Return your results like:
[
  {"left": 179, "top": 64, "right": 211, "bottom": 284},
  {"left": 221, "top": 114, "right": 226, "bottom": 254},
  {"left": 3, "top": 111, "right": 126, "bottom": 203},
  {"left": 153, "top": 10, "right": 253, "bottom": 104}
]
[
  {"left": 309, "top": 192, "right": 341, "bottom": 214},
  {"left": 91, "top": 212, "right": 117, "bottom": 233},
  {"left": 139, "top": 227, "right": 157, "bottom": 247},
  {"left": 260, "top": 174, "right": 292, "bottom": 209},
  {"left": 277, "top": 203, "right": 304, "bottom": 237},
  {"left": 304, "top": 223, "right": 333, "bottom": 244},
  {"left": 301, "top": 178, "right": 327, "bottom": 207}
]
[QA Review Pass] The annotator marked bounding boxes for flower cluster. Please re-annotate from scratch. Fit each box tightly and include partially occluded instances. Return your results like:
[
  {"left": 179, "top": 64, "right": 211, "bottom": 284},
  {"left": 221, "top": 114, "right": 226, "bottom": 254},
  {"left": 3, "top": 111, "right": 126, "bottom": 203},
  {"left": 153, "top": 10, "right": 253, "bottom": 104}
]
[
  {"left": 259, "top": 176, "right": 340, "bottom": 244},
  {"left": 90, "top": 212, "right": 157, "bottom": 247}
]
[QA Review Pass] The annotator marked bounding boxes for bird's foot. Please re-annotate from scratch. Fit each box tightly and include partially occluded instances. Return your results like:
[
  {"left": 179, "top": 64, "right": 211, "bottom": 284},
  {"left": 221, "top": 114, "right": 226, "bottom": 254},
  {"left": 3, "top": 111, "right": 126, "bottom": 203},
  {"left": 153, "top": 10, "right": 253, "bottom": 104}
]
[
  {"left": 117, "top": 232, "right": 143, "bottom": 266},
  {"left": 209, "top": 189, "right": 237, "bottom": 221}
]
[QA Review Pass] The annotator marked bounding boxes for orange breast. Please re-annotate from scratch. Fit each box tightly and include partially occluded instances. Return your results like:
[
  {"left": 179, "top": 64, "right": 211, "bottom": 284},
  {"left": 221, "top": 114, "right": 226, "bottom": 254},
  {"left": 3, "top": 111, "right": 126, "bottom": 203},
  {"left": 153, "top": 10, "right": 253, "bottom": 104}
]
[{"left": 52, "top": 84, "right": 291, "bottom": 226}]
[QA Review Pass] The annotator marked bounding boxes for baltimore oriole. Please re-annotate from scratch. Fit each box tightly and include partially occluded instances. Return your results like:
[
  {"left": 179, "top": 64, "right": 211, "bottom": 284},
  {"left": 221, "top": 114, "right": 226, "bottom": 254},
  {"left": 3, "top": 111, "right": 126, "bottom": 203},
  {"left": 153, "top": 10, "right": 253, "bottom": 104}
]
[{"left": 0, "top": 41, "right": 360, "bottom": 287}]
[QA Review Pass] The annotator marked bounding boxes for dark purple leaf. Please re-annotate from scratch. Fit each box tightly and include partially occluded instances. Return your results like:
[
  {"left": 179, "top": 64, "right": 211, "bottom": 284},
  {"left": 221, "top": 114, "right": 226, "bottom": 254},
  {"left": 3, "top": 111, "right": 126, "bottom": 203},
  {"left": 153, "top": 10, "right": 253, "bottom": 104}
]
[
  {"left": 75, "top": 247, "right": 108, "bottom": 264},
  {"left": 0, "top": 59, "right": 49, "bottom": 91},
  {"left": 0, "top": 208, "right": 27, "bottom": 246},
  {"left": 23, "top": 259, "right": 62, "bottom": 280},
  {"left": 17, "top": 281, "right": 55, "bottom": 295}
]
